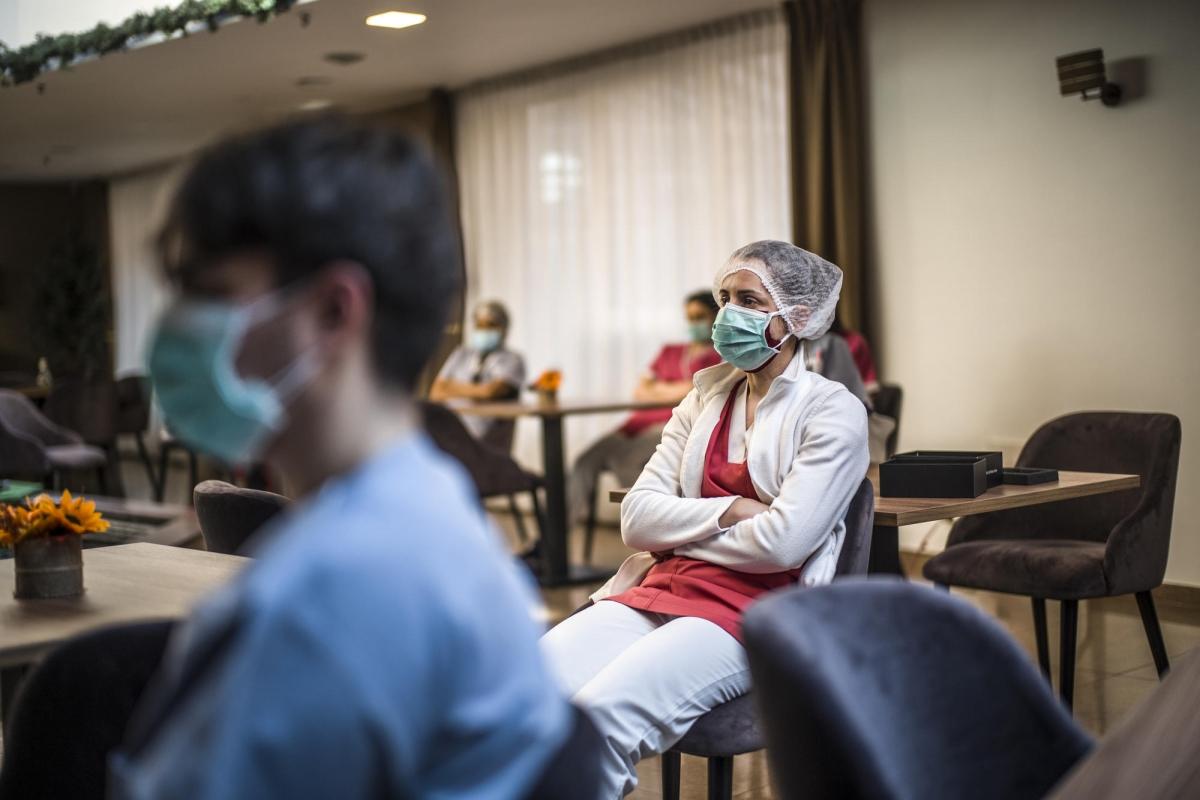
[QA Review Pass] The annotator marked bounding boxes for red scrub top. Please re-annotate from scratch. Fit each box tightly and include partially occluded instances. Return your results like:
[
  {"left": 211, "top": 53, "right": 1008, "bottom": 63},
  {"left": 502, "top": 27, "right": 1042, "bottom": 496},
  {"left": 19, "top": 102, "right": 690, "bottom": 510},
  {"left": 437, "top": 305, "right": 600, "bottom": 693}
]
[
  {"left": 619, "top": 344, "right": 722, "bottom": 437},
  {"left": 605, "top": 381, "right": 802, "bottom": 642}
]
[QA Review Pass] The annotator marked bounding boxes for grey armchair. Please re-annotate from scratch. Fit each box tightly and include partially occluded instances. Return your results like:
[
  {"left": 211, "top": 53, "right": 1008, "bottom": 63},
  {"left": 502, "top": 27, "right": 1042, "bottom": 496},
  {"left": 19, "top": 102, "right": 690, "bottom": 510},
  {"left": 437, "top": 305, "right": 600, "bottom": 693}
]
[
  {"left": 922, "top": 412, "right": 1181, "bottom": 709},
  {"left": 0, "top": 389, "right": 108, "bottom": 491},
  {"left": 193, "top": 480, "right": 290, "bottom": 555},
  {"left": 743, "top": 579, "right": 1092, "bottom": 800}
]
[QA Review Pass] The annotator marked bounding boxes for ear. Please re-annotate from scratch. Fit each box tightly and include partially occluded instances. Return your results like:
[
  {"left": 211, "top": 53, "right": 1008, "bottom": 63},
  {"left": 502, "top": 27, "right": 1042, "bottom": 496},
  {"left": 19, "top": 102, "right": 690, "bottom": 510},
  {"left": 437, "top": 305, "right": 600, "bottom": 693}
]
[{"left": 312, "top": 261, "right": 374, "bottom": 345}]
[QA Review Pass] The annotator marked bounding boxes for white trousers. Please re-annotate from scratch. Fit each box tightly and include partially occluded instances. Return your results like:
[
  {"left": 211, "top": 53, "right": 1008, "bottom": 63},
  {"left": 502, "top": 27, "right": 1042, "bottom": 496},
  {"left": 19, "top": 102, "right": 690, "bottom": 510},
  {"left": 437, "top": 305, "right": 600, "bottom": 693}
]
[{"left": 540, "top": 601, "right": 751, "bottom": 798}]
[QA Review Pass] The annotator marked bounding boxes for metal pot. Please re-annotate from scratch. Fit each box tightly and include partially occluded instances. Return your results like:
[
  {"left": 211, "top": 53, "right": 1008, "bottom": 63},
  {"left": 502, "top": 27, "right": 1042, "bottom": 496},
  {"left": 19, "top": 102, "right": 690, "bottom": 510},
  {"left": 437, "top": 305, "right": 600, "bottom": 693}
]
[{"left": 13, "top": 534, "right": 84, "bottom": 599}]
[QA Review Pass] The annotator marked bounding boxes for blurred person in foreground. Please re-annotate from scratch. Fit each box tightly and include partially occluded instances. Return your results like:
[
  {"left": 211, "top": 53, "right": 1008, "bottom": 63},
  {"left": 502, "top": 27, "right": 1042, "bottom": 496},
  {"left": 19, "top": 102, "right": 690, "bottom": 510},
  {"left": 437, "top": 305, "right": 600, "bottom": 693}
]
[
  {"left": 110, "top": 118, "right": 580, "bottom": 799},
  {"left": 567, "top": 290, "right": 722, "bottom": 527},
  {"left": 430, "top": 299, "right": 525, "bottom": 451}
]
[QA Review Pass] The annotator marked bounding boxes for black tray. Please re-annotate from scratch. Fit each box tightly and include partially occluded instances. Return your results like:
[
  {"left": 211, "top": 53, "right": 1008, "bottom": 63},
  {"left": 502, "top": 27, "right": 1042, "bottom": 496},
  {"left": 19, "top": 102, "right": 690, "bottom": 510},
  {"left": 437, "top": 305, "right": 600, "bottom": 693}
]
[{"left": 1002, "top": 467, "right": 1059, "bottom": 485}]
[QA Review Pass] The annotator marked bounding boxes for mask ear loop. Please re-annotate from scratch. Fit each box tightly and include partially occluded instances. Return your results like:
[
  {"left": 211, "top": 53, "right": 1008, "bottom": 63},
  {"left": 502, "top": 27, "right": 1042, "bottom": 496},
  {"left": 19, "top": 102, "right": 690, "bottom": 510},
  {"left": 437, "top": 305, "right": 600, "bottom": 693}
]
[{"left": 748, "top": 310, "right": 796, "bottom": 374}]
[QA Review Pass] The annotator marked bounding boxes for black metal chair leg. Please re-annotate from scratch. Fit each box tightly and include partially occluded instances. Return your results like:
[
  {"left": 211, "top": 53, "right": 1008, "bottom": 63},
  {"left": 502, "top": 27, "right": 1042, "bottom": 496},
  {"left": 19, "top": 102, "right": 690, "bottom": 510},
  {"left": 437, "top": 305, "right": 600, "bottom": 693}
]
[
  {"left": 1059, "top": 599, "right": 1078, "bottom": 710},
  {"left": 707, "top": 755, "right": 734, "bottom": 800},
  {"left": 507, "top": 494, "right": 530, "bottom": 544},
  {"left": 583, "top": 476, "right": 598, "bottom": 564},
  {"left": 1135, "top": 590, "right": 1170, "bottom": 678},
  {"left": 661, "top": 750, "right": 681, "bottom": 800},
  {"left": 1032, "top": 597, "right": 1052, "bottom": 679},
  {"left": 155, "top": 444, "right": 169, "bottom": 502},
  {"left": 187, "top": 450, "right": 199, "bottom": 494},
  {"left": 135, "top": 432, "right": 157, "bottom": 493},
  {"left": 529, "top": 487, "right": 547, "bottom": 542}
]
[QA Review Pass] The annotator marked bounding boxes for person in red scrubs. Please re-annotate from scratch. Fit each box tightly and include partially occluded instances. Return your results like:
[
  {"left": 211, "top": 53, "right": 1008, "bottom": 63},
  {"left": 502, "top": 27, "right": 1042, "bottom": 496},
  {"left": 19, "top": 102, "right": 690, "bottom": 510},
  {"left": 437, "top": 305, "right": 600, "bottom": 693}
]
[
  {"left": 541, "top": 241, "right": 869, "bottom": 798},
  {"left": 566, "top": 291, "right": 722, "bottom": 527}
]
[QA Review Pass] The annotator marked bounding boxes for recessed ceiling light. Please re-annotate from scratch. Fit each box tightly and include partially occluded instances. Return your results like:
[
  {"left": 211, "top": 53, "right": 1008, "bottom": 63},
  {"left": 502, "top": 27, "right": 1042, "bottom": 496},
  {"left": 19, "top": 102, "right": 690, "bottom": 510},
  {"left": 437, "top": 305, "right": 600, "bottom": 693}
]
[
  {"left": 298, "top": 99, "right": 333, "bottom": 111},
  {"left": 365, "top": 11, "right": 426, "bottom": 30}
]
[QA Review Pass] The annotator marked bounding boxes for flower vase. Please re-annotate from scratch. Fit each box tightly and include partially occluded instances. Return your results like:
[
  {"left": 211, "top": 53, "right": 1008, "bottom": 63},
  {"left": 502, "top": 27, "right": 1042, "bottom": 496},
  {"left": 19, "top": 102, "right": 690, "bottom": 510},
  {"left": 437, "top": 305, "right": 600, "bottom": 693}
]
[
  {"left": 13, "top": 535, "right": 84, "bottom": 599},
  {"left": 536, "top": 388, "right": 558, "bottom": 406}
]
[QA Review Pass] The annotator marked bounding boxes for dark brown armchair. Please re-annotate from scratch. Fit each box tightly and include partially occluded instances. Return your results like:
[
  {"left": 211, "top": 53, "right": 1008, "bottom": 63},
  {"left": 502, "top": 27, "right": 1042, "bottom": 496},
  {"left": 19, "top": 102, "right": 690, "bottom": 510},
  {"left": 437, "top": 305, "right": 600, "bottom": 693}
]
[{"left": 923, "top": 411, "right": 1182, "bottom": 710}]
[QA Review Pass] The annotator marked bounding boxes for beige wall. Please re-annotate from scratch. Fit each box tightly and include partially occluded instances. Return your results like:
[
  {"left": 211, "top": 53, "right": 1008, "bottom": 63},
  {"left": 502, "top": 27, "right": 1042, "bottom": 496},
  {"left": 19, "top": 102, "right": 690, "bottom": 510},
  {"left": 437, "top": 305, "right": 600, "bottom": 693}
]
[{"left": 864, "top": 0, "right": 1200, "bottom": 585}]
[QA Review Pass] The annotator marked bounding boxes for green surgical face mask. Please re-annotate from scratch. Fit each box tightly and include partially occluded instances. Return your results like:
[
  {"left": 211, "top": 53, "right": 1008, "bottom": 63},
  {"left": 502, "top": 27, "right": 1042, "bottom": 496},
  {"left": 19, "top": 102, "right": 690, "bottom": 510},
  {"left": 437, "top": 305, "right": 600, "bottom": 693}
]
[
  {"left": 687, "top": 321, "right": 713, "bottom": 344},
  {"left": 711, "top": 304, "right": 793, "bottom": 372},
  {"left": 147, "top": 290, "right": 318, "bottom": 466}
]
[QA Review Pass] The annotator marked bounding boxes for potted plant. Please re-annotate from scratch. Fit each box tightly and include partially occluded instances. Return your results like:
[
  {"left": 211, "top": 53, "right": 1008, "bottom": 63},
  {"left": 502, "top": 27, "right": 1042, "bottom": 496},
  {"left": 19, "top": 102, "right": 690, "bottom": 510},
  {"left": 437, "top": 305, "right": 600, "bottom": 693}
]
[{"left": 0, "top": 491, "right": 108, "bottom": 599}]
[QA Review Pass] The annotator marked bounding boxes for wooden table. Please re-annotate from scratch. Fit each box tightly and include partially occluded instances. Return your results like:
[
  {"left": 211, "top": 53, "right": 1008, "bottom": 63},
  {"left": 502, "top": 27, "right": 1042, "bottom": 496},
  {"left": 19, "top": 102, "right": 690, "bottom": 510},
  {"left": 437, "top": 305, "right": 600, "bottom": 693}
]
[
  {"left": 610, "top": 469, "right": 1141, "bottom": 574},
  {"left": 0, "top": 543, "right": 246, "bottom": 720},
  {"left": 458, "top": 398, "right": 676, "bottom": 586}
]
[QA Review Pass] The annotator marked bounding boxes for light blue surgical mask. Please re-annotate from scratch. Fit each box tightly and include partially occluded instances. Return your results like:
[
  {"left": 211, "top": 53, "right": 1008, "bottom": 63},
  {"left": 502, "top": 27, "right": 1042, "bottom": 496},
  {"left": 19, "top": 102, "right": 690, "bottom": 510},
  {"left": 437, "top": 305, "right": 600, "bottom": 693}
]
[
  {"left": 687, "top": 321, "right": 713, "bottom": 344},
  {"left": 711, "top": 304, "right": 794, "bottom": 372},
  {"left": 471, "top": 329, "right": 502, "bottom": 353},
  {"left": 147, "top": 291, "right": 318, "bottom": 465}
]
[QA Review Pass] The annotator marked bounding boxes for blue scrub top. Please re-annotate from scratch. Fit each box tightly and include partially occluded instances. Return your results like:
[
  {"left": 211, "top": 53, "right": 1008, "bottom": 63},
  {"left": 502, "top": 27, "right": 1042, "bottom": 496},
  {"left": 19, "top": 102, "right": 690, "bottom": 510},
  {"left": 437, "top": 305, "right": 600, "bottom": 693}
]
[{"left": 110, "top": 434, "right": 569, "bottom": 799}]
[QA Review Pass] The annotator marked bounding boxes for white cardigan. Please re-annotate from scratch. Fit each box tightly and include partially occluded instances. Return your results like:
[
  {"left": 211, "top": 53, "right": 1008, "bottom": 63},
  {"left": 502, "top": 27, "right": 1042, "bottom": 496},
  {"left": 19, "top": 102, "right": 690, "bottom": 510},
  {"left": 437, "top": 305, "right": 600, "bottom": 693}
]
[{"left": 591, "top": 353, "right": 869, "bottom": 602}]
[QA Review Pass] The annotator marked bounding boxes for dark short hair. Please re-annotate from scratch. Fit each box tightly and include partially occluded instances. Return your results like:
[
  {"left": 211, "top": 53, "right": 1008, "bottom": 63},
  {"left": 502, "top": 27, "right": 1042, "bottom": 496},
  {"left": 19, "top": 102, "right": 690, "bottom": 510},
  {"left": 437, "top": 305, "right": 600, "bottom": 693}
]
[
  {"left": 685, "top": 289, "right": 719, "bottom": 315},
  {"left": 158, "top": 115, "right": 461, "bottom": 391}
]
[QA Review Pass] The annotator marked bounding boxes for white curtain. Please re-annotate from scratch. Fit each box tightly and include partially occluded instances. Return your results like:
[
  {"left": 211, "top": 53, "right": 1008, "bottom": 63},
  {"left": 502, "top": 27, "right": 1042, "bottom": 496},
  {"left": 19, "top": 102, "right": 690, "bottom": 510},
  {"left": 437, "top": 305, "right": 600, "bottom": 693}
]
[
  {"left": 108, "top": 162, "right": 182, "bottom": 377},
  {"left": 455, "top": 9, "right": 791, "bottom": 470}
]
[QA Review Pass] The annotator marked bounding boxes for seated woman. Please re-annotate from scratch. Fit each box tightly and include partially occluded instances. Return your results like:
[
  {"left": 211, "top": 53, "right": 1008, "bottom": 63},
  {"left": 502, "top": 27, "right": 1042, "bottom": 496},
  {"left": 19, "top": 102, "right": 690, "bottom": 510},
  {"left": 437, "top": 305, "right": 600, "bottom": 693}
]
[
  {"left": 430, "top": 300, "right": 525, "bottom": 451},
  {"left": 541, "top": 241, "right": 869, "bottom": 798},
  {"left": 567, "top": 290, "right": 722, "bottom": 526}
]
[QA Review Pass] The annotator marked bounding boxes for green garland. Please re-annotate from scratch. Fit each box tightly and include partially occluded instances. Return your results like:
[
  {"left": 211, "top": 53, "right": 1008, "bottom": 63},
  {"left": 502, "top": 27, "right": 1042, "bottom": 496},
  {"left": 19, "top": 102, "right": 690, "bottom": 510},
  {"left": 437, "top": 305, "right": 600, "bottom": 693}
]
[{"left": 0, "top": 0, "right": 301, "bottom": 87}]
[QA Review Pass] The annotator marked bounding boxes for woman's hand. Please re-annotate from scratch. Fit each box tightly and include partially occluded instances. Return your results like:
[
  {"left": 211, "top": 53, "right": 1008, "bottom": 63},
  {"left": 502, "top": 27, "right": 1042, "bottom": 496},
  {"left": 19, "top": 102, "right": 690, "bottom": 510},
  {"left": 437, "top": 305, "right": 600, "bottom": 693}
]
[{"left": 718, "top": 497, "right": 770, "bottom": 529}]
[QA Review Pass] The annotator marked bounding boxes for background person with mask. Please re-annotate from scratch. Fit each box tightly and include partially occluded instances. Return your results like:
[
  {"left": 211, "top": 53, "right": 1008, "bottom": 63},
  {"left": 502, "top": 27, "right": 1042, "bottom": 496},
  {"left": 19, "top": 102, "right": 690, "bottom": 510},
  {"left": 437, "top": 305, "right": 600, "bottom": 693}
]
[
  {"left": 541, "top": 241, "right": 869, "bottom": 798},
  {"left": 430, "top": 300, "right": 526, "bottom": 451},
  {"left": 567, "top": 290, "right": 721, "bottom": 528},
  {"left": 113, "top": 118, "right": 580, "bottom": 799}
]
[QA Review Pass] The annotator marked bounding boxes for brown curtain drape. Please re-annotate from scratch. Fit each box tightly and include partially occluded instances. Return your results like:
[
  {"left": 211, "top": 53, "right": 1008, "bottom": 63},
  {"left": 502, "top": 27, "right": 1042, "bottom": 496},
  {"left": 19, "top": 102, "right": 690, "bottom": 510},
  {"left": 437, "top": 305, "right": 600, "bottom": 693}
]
[
  {"left": 360, "top": 90, "right": 466, "bottom": 392},
  {"left": 784, "top": 0, "right": 869, "bottom": 333}
]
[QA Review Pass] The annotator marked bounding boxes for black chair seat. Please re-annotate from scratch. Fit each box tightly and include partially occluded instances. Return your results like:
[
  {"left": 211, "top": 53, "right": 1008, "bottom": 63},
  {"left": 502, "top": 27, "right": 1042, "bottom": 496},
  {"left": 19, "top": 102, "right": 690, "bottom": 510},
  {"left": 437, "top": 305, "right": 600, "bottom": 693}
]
[
  {"left": 672, "top": 693, "right": 762, "bottom": 758},
  {"left": 924, "top": 539, "right": 1108, "bottom": 600},
  {"left": 45, "top": 443, "right": 108, "bottom": 470}
]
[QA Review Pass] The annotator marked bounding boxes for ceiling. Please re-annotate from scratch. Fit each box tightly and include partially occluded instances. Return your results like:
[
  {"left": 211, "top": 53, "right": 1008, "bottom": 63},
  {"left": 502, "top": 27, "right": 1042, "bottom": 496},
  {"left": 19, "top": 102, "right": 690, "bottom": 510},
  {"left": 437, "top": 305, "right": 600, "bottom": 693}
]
[{"left": 0, "top": 0, "right": 775, "bottom": 182}]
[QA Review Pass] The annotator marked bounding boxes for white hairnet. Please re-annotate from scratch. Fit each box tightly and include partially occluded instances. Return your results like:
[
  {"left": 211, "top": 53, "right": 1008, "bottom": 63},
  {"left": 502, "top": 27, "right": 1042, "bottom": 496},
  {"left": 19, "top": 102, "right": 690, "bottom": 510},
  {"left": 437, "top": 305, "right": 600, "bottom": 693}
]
[{"left": 713, "top": 241, "right": 843, "bottom": 340}]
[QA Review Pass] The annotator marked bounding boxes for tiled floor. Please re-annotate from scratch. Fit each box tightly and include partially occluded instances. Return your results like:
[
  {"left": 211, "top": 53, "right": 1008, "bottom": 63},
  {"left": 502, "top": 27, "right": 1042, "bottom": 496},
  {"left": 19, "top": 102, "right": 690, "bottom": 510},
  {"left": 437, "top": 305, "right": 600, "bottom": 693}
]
[{"left": 525, "top": 515, "right": 1200, "bottom": 800}]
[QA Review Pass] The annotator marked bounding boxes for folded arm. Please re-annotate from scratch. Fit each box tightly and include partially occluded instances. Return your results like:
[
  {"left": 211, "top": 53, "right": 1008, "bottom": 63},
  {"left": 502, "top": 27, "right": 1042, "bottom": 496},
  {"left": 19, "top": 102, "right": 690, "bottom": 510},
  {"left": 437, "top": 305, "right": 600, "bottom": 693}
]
[
  {"left": 620, "top": 389, "right": 738, "bottom": 552},
  {"left": 675, "top": 390, "right": 869, "bottom": 573}
]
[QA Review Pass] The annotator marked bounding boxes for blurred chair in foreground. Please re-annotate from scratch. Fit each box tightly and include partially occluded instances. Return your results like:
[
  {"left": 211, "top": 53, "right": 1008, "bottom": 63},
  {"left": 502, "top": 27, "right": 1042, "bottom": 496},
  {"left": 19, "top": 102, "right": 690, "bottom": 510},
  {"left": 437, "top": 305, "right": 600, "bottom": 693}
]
[
  {"left": 194, "top": 480, "right": 290, "bottom": 555},
  {"left": 744, "top": 579, "right": 1092, "bottom": 800},
  {"left": 923, "top": 412, "right": 1181, "bottom": 708},
  {"left": 0, "top": 389, "right": 109, "bottom": 492},
  {"left": 659, "top": 477, "right": 876, "bottom": 800},
  {"left": 0, "top": 621, "right": 175, "bottom": 800}
]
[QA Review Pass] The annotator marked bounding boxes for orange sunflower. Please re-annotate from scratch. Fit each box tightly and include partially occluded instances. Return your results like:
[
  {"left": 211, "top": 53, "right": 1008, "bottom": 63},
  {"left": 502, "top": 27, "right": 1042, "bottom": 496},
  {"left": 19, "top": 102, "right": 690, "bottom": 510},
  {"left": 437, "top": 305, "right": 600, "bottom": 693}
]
[
  {"left": 0, "top": 504, "right": 29, "bottom": 548},
  {"left": 38, "top": 490, "right": 109, "bottom": 535}
]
